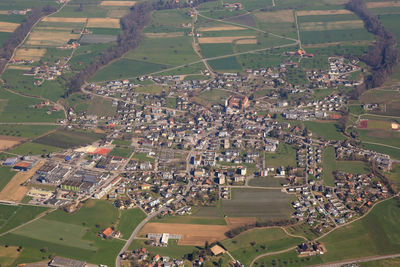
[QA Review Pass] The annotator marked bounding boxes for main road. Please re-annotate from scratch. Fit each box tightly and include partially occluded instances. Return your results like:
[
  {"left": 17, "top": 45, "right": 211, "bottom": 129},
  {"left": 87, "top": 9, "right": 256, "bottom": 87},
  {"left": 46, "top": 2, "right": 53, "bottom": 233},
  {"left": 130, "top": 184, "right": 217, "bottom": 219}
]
[{"left": 115, "top": 207, "right": 167, "bottom": 267}]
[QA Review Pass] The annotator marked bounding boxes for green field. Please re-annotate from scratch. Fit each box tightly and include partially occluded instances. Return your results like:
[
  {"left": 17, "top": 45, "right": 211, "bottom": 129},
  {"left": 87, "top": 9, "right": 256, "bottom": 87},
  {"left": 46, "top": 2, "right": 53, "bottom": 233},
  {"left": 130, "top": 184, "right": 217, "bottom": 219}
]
[
  {"left": 9, "top": 142, "right": 62, "bottom": 155},
  {"left": 125, "top": 36, "right": 200, "bottom": 66},
  {"left": 0, "top": 200, "right": 123, "bottom": 266},
  {"left": 248, "top": 177, "right": 289, "bottom": 187},
  {"left": 194, "top": 88, "right": 230, "bottom": 107},
  {"left": 0, "top": 167, "right": 16, "bottom": 191},
  {"left": 129, "top": 239, "right": 195, "bottom": 259},
  {"left": 90, "top": 58, "right": 169, "bottom": 82},
  {"left": 322, "top": 146, "right": 336, "bottom": 186},
  {"left": 0, "top": 205, "right": 48, "bottom": 234},
  {"left": 254, "top": 198, "right": 400, "bottom": 266},
  {"left": 117, "top": 208, "right": 146, "bottom": 238},
  {"left": 221, "top": 188, "right": 294, "bottom": 220},
  {"left": 33, "top": 129, "right": 105, "bottom": 149},
  {"left": 265, "top": 143, "right": 297, "bottom": 168},
  {"left": 362, "top": 143, "right": 400, "bottom": 160},
  {"left": 208, "top": 56, "right": 242, "bottom": 72},
  {"left": 152, "top": 215, "right": 227, "bottom": 225},
  {"left": 0, "top": 88, "right": 64, "bottom": 123},
  {"left": 304, "top": 121, "right": 346, "bottom": 141},
  {"left": 132, "top": 152, "right": 155, "bottom": 162},
  {"left": 301, "top": 29, "right": 374, "bottom": 44},
  {"left": 0, "top": 124, "right": 57, "bottom": 139},
  {"left": 222, "top": 228, "right": 304, "bottom": 266}
]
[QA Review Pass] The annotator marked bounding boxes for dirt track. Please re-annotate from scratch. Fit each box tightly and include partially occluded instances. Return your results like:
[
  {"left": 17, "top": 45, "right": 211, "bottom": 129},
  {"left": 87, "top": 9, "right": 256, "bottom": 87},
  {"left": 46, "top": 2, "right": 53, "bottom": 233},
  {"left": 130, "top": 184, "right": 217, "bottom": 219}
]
[{"left": 0, "top": 161, "right": 44, "bottom": 202}]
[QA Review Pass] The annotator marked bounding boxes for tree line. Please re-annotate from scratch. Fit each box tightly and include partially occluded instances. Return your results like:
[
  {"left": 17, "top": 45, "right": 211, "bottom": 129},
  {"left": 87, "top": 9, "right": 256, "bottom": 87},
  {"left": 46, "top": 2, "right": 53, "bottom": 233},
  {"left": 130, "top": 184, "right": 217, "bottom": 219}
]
[
  {"left": 347, "top": 0, "right": 400, "bottom": 98},
  {"left": 64, "top": 0, "right": 216, "bottom": 97},
  {"left": 224, "top": 218, "right": 298, "bottom": 238},
  {"left": 0, "top": 6, "right": 58, "bottom": 74}
]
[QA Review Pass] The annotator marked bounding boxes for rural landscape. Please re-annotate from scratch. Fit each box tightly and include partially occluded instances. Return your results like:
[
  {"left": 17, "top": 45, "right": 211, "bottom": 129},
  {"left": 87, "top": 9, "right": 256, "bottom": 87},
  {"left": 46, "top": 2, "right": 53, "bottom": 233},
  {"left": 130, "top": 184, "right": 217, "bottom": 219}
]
[{"left": 0, "top": 0, "right": 399, "bottom": 266}]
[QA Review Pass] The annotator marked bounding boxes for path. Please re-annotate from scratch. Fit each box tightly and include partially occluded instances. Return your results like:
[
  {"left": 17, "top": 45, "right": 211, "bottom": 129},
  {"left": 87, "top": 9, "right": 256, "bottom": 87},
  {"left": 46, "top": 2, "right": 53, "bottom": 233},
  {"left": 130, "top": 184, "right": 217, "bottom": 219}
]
[
  {"left": 0, "top": 208, "right": 56, "bottom": 237},
  {"left": 313, "top": 253, "right": 400, "bottom": 267}
]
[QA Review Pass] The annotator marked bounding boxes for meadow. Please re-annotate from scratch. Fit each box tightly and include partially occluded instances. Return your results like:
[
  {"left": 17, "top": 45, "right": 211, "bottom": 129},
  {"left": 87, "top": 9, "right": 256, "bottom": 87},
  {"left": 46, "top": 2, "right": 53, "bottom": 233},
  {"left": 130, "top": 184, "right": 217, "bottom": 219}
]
[
  {"left": 118, "top": 208, "right": 146, "bottom": 238},
  {"left": 254, "top": 199, "right": 400, "bottom": 266},
  {"left": 33, "top": 129, "right": 105, "bottom": 149},
  {"left": 222, "top": 227, "right": 304, "bottom": 266},
  {"left": 265, "top": 143, "right": 297, "bottom": 168},
  {"left": 304, "top": 121, "right": 345, "bottom": 141},
  {"left": 9, "top": 142, "right": 62, "bottom": 155},
  {"left": 0, "top": 205, "right": 48, "bottom": 234},
  {"left": 221, "top": 188, "right": 294, "bottom": 220},
  {"left": 0, "top": 167, "right": 16, "bottom": 192},
  {"left": 0, "top": 124, "right": 57, "bottom": 139}
]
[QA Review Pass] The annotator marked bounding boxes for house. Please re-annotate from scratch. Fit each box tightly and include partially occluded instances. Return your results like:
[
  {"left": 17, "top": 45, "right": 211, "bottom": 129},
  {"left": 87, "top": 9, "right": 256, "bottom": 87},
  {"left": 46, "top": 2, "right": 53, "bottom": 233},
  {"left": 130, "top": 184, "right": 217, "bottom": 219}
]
[{"left": 102, "top": 227, "right": 113, "bottom": 238}]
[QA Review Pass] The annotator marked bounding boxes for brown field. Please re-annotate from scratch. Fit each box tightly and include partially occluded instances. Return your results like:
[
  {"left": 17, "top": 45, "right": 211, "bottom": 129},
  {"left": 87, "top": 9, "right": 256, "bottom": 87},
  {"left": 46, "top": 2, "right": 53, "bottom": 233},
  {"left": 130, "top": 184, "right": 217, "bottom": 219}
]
[
  {"left": 145, "top": 32, "right": 184, "bottom": 38},
  {"left": 42, "top": 17, "right": 87, "bottom": 23},
  {"left": 0, "top": 161, "right": 44, "bottom": 202},
  {"left": 236, "top": 38, "right": 257, "bottom": 44},
  {"left": 107, "top": 8, "right": 129, "bottom": 18},
  {"left": 0, "top": 21, "right": 19, "bottom": 33},
  {"left": 225, "top": 217, "right": 257, "bottom": 228},
  {"left": 0, "top": 246, "right": 19, "bottom": 266},
  {"left": 15, "top": 48, "right": 47, "bottom": 61},
  {"left": 254, "top": 10, "right": 294, "bottom": 23},
  {"left": 304, "top": 40, "right": 371, "bottom": 48},
  {"left": 139, "top": 222, "right": 230, "bottom": 246},
  {"left": 297, "top": 9, "right": 352, "bottom": 16},
  {"left": 323, "top": 0, "right": 348, "bottom": 4},
  {"left": 26, "top": 31, "right": 80, "bottom": 46},
  {"left": 301, "top": 20, "right": 364, "bottom": 31},
  {"left": 366, "top": 1, "right": 400, "bottom": 8},
  {"left": 0, "top": 136, "right": 24, "bottom": 150},
  {"left": 36, "top": 26, "right": 75, "bottom": 31},
  {"left": 100, "top": 1, "right": 136, "bottom": 6},
  {"left": 0, "top": 11, "right": 9, "bottom": 15},
  {"left": 198, "top": 25, "right": 246, "bottom": 31},
  {"left": 198, "top": 36, "right": 256, "bottom": 44},
  {"left": 7, "top": 65, "right": 32, "bottom": 70},
  {"left": 87, "top": 18, "right": 120, "bottom": 28}
]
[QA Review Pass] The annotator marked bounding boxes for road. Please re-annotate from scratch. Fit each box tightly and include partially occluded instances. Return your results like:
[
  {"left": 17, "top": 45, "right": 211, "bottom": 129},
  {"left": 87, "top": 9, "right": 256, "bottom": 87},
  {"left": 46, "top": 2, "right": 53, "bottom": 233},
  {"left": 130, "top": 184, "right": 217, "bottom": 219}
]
[
  {"left": 312, "top": 253, "right": 400, "bottom": 267},
  {"left": 115, "top": 207, "right": 167, "bottom": 267}
]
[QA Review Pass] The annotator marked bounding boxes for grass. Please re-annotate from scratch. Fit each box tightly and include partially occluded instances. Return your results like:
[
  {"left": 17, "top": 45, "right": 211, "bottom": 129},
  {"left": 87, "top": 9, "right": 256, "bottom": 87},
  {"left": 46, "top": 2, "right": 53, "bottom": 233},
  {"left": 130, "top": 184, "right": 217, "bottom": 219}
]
[
  {"left": 109, "top": 147, "right": 133, "bottom": 158},
  {"left": 199, "top": 43, "right": 234, "bottom": 58},
  {"left": 0, "top": 167, "right": 16, "bottom": 191},
  {"left": 362, "top": 143, "right": 400, "bottom": 160},
  {"left": 208, "top": 56, "right": 242, "bottom": 72},
  {"left": 193, "top": 88, "right": 230, "bottom": 107},
  {"left": 357, "top": 129, "right": 400, "bottom": 148},
  {"left": 125, "top": 36, "right": 201, "bottom": 66},
  {"left": 304, "top": 121, "right": 346, "bottom": 141},
  {"left": 322, "top": 146, "right": 336, "bottom": 186},
  {"left": 117, "top": 208, "right": 146, "bottom": 238},
  {"left": 34, "top": 129, "right": 105, "bottom": 149},
  {"left": 0, "top": 200, "right": 124, "bottom": 266},
  {"left": 13, "top": 218, "right": 95, "bottom": 250},
  {"left": 166, "top": 97, "right": 177, "bottom": 109},
  {"left": 0, "top": 205, "right": 48, "bottom": 234},
  {"left": 132, "top": 153, "right": 155, "bottom": 162},
  {"left": 336, "top": 161, "right": 371, "bottom": 174},
  {"left": 129, "top": 239, "right": 195, "bottom": 259},
  {"left": 248, "top": 177, "right": 289, "bottom": 187},
  {"left": 0, "top": 88, "right": 64, "bottom": 123},
  {"left": 265, "top": 143, "right": 297, "bottom": 168},
  {"left": 386, "top": 166, "right": 400, "bottom": 192},
  {"left": 87, "top": 96, "right": 117, "bottom": 117},
  {"left": 254, "top": 198, "right": 400, "bottom": 266},
  {"left": 152, "top": 215, "right": 227, "bottom": 225},
  {"left": 301, "top": 29, "right": 374, "bottom": 44},
  {"left": 90, "top": 58, "right": 169, "bottom": 82},
  {"left": 361, "top": 257, "right": 400, "bottom": 267},
  {"left": 221, "top": 228, "right": 304, "bottom": 266},
  {"left": 221, "top": 188, "right": 294, "bottom": 220},
  {"left": 0, "top": 124, "right": 57, "bottom": 138},
  {"left": 9, "top": 142, "right": 62, "bottom": 155}
]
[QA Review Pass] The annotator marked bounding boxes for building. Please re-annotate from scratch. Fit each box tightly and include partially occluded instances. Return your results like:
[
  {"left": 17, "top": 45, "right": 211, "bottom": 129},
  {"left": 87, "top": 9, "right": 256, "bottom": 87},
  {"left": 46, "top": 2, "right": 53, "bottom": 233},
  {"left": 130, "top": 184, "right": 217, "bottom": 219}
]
[
  {"left": 226, "top": 95, "right": 249, "bottom": 110},
  {"left": 49, "top": 257, "right": 86, "bottom": 267}
]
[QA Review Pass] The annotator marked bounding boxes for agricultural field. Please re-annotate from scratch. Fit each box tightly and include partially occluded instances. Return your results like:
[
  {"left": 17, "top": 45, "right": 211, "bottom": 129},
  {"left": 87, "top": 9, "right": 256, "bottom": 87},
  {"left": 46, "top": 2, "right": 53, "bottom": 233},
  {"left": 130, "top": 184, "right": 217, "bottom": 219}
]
[
  {"left": 0, "top": 167, "right": 17, "bottom": 192},
  {"left": 129, "top": 239, "right": 195, "bottom": 259},
  {"left": 222, "top": 228, "right": 304, "bottom": 266},
  {"left": 117, "top": 208, "right": 146, "bottom": 238},
  {"left": 0, "top": 204, "right": 48, "bottom": 234},
  {"left": 265, "top": 143, "right": 297, "bottom": 168},
  {"left": 248, "top": 177, "right": 289, "bottom": 187},
  {"left": 0, "top": 200, "right": 124, "bottom": 266},
  {"left": 9, "top": 142, "right": 62, "bottom": 155},
  {"left": 253, "top": 198, "right": 400, "bottom": 266},
  {"left": 304, "top": 121, "right": 346, "bottom": 141},
  {"left": 33, "top": 129, "right": 105, "bottom": 149},
  {"left": 0, "top": 88, "right": 64, "bottom": 123},
  {"left": 221, "top": 188, "right": 294, "bottom": 220},
  {"left": 0, "top": 125, "right": 57, "bottom": 139},
  {"left": 109, "top": 146, "right": 133, "bottom": 158}
]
